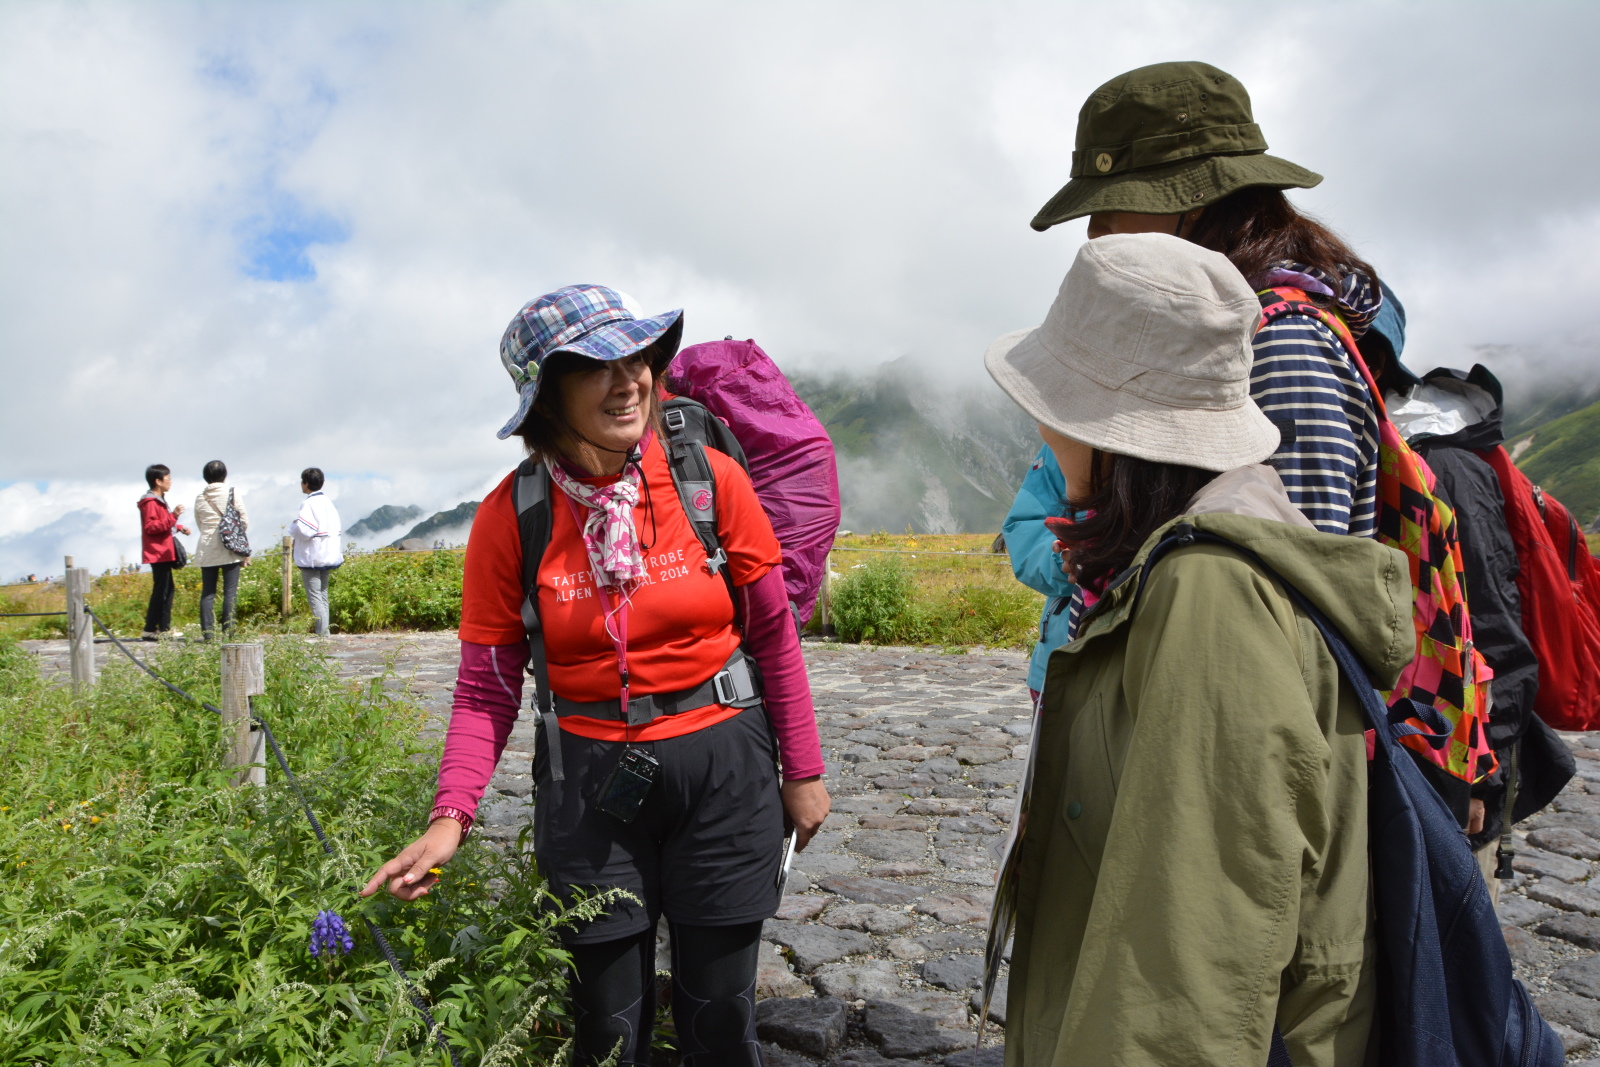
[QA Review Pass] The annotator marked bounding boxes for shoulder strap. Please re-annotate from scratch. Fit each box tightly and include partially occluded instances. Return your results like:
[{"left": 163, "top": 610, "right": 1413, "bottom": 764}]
[
  {"left": 662, "top": 412, "right": 742, "bottom": 627},
  {"left": 1257, "top": 286, "right": 1389, "bottom": 419},
  {"left": 662, "top": 394, "right": 750, "bottom": 471},
  {"left": 512, "top": 458, "right": 564, "bottom": 781},
  {"left": 1132, "top": 524, "right": 1453, "bottom": 749}
]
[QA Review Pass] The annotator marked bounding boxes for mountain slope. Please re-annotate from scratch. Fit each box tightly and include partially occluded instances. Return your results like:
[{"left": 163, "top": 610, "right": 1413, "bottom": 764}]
[
  {"left": 1511, "top": 399, "right": 1600, "bottom": 526},
  {"left": 349, "top": 504, "right": 422, "bottom": 538},
  {"left": 388, "top": 501, "right": 479, "bottom": 547},
  {"left": 791, "top": 359, "right": 1037, "bottom": 534}
]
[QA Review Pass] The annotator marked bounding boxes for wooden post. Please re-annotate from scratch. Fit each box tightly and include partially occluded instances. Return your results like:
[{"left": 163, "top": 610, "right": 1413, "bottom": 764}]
[
  {"left": 280, "top": 536, "right": 293, "bottom": 619},
  {"left": 65, "top": 556, "right": 95, "bottom": 692},
  {"left": 221, "top": 643, "right": 266, "bottom": 788},
  {"left": 818, "top": 551, "right": 832, "bottom": 634}
]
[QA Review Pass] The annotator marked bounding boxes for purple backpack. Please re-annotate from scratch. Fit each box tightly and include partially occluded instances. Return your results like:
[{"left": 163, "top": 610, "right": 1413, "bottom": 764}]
[{"left": 666, "top": 339, "right": 841, "bottom": 623}]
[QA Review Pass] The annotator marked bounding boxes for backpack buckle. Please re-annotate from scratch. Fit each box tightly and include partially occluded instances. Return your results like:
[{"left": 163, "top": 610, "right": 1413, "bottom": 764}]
[
  {"left": 712, "top": 670, "right": 737, "bottom": 705},
  {"left": 705, "top": 547, "right": 728, "bottom": 576},
  {"left": 664, "top": 408, "right": 687, "bottom": 435}
]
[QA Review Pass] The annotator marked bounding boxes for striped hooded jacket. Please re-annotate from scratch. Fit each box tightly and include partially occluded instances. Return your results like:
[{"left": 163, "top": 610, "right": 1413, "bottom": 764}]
[{"left": 1248, "top": 263, "right": 1382, "bottom": 539}]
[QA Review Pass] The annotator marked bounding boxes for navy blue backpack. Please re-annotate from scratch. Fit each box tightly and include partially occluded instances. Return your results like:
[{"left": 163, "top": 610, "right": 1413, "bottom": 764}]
[{"left": 1141, "top": 525, "right": 1564, "bottom": 1067}]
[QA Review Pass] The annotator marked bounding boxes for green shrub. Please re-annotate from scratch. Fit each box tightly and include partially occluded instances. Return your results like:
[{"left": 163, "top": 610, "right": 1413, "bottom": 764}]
[
  {"left": 828, "top": 557, "right": 1040, "bottom": 648},
  {"left": 917, "top": 582, "right": 1041, "bottom": 648},
  {"left": 830, "top": 557, "right": 916, "bottom": 643},
  {"left": 0, "top": 633, "right": 597, "bottom": 1065}
]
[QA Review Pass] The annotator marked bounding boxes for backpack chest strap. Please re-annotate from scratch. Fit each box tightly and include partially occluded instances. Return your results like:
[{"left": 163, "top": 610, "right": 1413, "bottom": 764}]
[{"left": 550, "top": 648, "right": 762, "bottom": 726}]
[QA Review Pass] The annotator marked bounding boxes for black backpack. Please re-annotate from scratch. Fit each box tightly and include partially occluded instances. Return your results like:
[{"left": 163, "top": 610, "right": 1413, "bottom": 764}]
[
  {"left": 1136, "top": 525, "right": 1563, "bottom": 1067},
  {"left": 512, "top": 397, "right": 761, "bottom": 782}
]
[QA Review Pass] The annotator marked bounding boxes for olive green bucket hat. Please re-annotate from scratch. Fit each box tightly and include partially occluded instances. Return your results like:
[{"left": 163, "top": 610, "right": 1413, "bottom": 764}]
[{"left": 1031, "top": 61, "right": 1322, "bottom": 231}]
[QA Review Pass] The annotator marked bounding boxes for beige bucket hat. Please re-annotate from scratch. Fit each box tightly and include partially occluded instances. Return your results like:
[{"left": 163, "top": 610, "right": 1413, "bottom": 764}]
[{"left": 985, "top": 232, "right": 1279, "bottom": 472}]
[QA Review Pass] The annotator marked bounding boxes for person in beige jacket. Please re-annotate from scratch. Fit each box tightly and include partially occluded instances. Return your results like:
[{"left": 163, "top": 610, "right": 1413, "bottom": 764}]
[
  {"left": 985, "top": 234, "right": 1409, "bottom": 1066},
  {"left": 193, "top": 459, "right": 249, "bottom": 638}
]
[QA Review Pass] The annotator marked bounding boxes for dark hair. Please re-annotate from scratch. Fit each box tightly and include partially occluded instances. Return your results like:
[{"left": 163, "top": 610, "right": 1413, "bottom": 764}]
[
  {"left": 513, "top": 350, "right": 664, "bottom": 464},
  {"left": 144, "top": 464, "right": 170, "bottom": 489},
  {"left": 301, "top": 467, "right": 324, "bottom": 492},
  {"left": 203, "top": 460, "right": 227, "bottom": 484},
  {"left": 1055, "top": 452, "right": 1219, "bottom": 591},
  {"left": 1187, "top": 187, "right": 1377, "bottom": 292}
]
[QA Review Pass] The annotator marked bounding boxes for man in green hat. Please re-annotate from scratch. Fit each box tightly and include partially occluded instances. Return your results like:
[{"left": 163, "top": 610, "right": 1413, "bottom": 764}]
[{"left": 1027, "top": 60, "right": 1385, "bottom": 541}]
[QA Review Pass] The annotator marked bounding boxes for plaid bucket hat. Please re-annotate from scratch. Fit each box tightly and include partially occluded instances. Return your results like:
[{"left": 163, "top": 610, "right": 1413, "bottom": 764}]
[
  {"left": 1031, "top": 61, "right": 1322, "bottom": 230},
  {"left": 496, "top": 284, "right": 684, "bottom": 439}
]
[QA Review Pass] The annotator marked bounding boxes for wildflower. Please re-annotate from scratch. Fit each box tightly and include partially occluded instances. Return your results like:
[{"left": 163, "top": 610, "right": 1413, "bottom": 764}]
[
  {"left": 90, "top": 816, "right": 101, "bottom": 824},
  {"left": 79, "top": 800, "right": 90, "bottom": 808},
  {"left": 309, "top": 910, "right": 354, "bottom": 958},
  {"left": 60, "top": 821, "right": 72, "bottom": 831},
  {"left": 428, "top": 867, "right": 444, "bottom": 876}
]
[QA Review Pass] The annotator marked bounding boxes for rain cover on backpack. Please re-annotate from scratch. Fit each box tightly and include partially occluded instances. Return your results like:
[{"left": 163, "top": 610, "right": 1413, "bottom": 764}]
[
  {"left": 667, "top": 339, "right": 841, "bottom": 623},
  {"left": 1258, "top": 289, "right": 1495, "bottom": 784},
  {"left": 1476, "top": 446, "right": 1600, "bottom": 731}
]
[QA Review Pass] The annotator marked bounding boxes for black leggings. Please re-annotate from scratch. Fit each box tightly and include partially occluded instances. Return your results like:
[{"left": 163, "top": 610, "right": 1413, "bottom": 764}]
[
  {"left": 200, "top": 563, "right": 240, "bottom": 636},
  {"left": 568, "top": 920, "right": 764, "bottom": 1067}
]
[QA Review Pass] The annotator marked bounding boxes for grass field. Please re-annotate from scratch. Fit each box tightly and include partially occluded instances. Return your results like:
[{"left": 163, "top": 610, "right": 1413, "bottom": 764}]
[{"left": 825, "top": 531, "right": 1042, "bottom": 650}]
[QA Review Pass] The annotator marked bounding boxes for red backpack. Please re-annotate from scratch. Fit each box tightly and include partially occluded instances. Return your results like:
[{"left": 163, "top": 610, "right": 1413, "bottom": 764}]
[{"left": 1476, "top": 447, "right": 1600, "bottom": 730}]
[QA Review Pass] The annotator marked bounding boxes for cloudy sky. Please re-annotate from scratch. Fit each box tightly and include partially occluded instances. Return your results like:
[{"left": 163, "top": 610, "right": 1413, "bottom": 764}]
[{"left": 3, "top": 1, "right": 1598, "bottom": 579}]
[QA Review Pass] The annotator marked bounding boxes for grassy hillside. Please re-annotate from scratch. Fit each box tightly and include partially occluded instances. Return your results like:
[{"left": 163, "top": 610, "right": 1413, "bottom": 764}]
[
  {"left": 792, "top": 360, "right": 1037, "bottom": 534},
  {"left": 1511, "top": 398, "right": 1600, "bottom": 527}
]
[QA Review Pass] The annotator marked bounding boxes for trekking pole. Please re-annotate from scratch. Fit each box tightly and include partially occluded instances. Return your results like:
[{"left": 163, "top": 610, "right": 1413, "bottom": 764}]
[{"left": 1494, "top": 744, "right": 1519, "bottom": 881}]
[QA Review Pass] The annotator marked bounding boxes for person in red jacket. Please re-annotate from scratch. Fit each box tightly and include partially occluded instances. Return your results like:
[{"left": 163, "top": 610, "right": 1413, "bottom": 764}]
[
  {"left": 364, "top": 285, "right": 828, "bottom": 1067},
  {"left": 138, "top": 463, "right": 189, "bottom": 640}
]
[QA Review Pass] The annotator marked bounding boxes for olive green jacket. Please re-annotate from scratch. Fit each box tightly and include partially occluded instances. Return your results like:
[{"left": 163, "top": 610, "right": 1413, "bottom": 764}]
[{"left": 1008, "top": 480, "right": 1412, "bottom": 1067}]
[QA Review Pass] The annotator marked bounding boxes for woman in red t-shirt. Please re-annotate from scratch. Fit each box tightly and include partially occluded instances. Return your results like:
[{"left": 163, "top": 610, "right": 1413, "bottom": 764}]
[{"left": 364, "top": 285, "right": 828, "bottom": 1067}]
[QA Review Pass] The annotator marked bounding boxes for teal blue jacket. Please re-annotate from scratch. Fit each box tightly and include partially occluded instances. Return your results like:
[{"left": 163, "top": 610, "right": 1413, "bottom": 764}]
[{"left": 1003, "top": 446, "right": 1079, "bottom": 692}]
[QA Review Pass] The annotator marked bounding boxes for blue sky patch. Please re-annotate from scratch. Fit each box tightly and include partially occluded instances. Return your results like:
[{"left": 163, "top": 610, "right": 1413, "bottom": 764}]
[{"left": 239, "top": 196, "right": 349, "bottom": 282}]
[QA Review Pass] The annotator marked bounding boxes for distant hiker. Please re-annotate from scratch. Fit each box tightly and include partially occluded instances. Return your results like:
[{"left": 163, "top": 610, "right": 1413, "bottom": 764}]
[
  {"left": 986, "top": 234, "right": 1407, "bottom": 1064},
  {"left": 1001, "top": 444, "right": 1078, "bottom": 704},
  {"left": 291, "top": 468, "right": 342, "bottom": 637},
  {"left": 1370, "top": 295, "right": 1576, "bottom": 900},
  {"left": 363, "top": 284, "right": 828, "bottom": 1067},
  {"left": 192, "top": 459, "right": 250, "bottom": 639},
  {"left": 138, "top": 463, "right": 189, "bottom": 641},
  {"left": 1034, "top": 60, "right": 1382, "bottom": 538},
  {"left": 1038, "top": 59, "right": 1494, "bottom": 826}
]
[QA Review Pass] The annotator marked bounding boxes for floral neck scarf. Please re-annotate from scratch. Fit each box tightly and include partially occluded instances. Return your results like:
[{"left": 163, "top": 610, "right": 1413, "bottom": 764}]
[{"left": 546, "top": 433, "right": 653, "bottom": 590}]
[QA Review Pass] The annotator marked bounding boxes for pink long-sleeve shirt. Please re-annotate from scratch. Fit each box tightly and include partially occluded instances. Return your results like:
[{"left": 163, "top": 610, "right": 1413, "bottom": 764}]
[{"left": 432, "top": 564, "right": 824, "bottom": 824}]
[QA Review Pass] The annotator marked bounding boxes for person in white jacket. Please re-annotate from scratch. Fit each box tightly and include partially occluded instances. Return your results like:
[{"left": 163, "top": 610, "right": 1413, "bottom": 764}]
[
  {"left": 193, "top": 459, "right": 250, "bottom": 638},
  {"left": 291, "top": 467, "right": 343, "bottom": 637}
]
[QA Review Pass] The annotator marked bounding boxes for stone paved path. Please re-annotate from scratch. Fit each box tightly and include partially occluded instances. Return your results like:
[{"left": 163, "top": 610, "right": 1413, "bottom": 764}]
[{"left": 26, "top": 632, "right": 1600, "bottom": 1065}]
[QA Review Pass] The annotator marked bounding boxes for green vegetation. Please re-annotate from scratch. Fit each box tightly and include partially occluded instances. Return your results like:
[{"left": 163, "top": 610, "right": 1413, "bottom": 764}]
[
  {"left": 1, "top": 548, "right": 465, "bottom": 640},
  {"left": 825, "top": 533, "right": 1042, "bottom": 650},
  {"left": 1512, "top": 398, "right": 1600, "bottom": 528},
  {"left": 3, "top": 532, "right": 1046, "bottom": 651},
  {"left": 0, "top": 633, "right": 608, "bottom": 1065}
]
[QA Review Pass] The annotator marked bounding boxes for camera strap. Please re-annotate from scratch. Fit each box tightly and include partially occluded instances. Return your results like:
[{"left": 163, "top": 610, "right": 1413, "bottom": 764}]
[{"left": 562, "top": 492, "right": 636, "bottom": 749}]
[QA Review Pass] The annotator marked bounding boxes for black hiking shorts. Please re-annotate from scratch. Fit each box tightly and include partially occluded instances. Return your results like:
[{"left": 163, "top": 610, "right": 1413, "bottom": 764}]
[{"left": 530, "top": 705, "right": 785, "bottom": 944}]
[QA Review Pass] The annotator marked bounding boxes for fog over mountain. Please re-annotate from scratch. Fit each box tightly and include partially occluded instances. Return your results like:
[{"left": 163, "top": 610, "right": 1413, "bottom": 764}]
[{"left": 5, "top": 2, "right": 1600, "bottom": 578}]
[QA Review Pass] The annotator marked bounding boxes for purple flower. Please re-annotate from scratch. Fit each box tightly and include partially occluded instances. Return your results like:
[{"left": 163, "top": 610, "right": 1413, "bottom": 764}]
[{"left": 309, "top": 909, "right": 354, "bottom": 958}]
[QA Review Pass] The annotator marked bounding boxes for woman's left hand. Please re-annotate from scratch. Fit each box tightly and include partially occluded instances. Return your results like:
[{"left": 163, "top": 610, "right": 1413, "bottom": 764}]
[{"left": 781, "top": 776, "right": 830, "bottom": 851}]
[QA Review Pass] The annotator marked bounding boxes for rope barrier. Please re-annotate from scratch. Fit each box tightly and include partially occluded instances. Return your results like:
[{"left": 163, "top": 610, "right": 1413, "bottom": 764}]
[
  {"left": 831, "top": 546, "right": 1011, "bottom": 559},
  {"left": 83, "top": 605, "right": 463, "bottom": 1067},
  {"left": 0, "top": 611, "right": 68, "bottom": 617}
]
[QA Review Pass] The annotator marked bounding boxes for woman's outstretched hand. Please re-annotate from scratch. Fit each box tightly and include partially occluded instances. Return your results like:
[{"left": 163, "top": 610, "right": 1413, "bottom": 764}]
[
  {"left": 781, "top": 776, "right": 831, "bottom": 851},
  {"left": 361, "top": 817, "right": 463, "bottom": 901}
]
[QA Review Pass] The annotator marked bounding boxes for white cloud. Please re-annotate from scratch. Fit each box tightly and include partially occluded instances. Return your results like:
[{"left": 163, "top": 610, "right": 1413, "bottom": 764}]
[{"left": 3, "top": 0, "right": 1599, "bottom": 576}]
